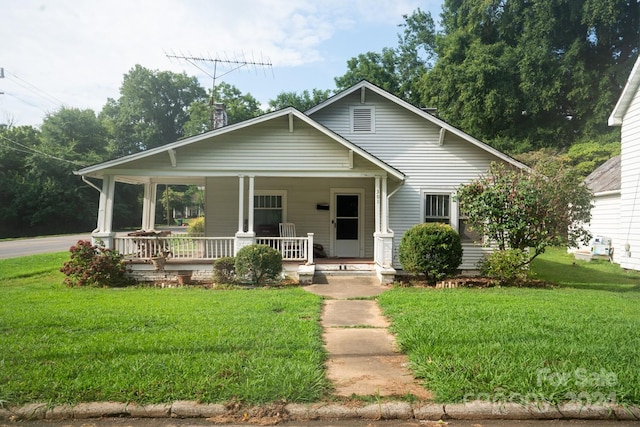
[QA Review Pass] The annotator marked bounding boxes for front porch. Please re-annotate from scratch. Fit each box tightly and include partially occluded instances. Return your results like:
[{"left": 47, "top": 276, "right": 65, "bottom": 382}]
[{"left": 113, "top": 231, "right": 395, "bottom": 285}]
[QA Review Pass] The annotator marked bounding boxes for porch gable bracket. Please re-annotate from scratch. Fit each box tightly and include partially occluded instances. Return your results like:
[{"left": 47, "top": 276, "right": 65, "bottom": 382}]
[{"left": 168, "top": 149, "right": 177, "bottom": 167}]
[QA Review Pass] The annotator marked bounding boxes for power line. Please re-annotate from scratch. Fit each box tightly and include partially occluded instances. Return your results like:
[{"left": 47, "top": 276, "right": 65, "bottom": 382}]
[
  {"left": 3, "top": 68, "right": 65, "bottom": 107},
  {"left": 0, "top": 133, "right": 86, "bottom": 167}
]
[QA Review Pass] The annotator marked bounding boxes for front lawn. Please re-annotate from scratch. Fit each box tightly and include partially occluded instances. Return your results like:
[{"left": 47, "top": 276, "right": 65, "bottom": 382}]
[
  {"left": 0, "top": 253, "right": 328, "bottom": 405},
  {"left": 379, "top": 248, "right": 640, "bottom": 405}
]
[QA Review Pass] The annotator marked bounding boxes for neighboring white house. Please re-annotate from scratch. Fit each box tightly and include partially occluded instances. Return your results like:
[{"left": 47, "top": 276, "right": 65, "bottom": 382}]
[
  {"left": 578, "top": 155, "right": 621, "bottom": 259},
  {"left": 77, "top": 80, "right": 528, "bottom": 282},
  {"left": 607, "top": 56, "right": 640, "bottom": 271}
]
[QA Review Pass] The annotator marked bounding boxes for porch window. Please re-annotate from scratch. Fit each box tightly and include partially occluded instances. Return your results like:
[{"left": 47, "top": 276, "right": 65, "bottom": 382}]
[{"left": 254, "top": 191, "right": 287, "bottom": 236}]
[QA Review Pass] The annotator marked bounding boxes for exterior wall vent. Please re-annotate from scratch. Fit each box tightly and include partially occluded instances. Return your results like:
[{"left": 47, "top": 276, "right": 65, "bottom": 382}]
[{"left": 350, "top": 106, "right": 375, "bottom": 133}]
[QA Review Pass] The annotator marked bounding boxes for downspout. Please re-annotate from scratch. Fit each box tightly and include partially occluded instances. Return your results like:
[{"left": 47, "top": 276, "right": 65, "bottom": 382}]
[
  {"left": 82, "top": 175, "right": 102, "bottom": 193},
  {"left": 81, "top": 176, "right": 104, "bottom": 234}
]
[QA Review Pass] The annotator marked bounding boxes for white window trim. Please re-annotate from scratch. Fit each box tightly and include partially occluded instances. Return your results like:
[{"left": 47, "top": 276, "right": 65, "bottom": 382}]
[
  {"left": 421, "top": 190, "right": 457, "bottom": 229},
  {"left": 254, "top": 190, "right": 287, "bottom": 223},
  {"left": 350, "top": 105, "right": 375, "bottom": 133}
]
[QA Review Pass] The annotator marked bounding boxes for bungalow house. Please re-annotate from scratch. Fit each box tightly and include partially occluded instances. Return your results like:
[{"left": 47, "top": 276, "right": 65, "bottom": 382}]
[
  {"left": 602, "top": 55, "right": 640, "bottom": 270},
  {"left": 77, "top": 81, "right": 527, "bottom": 283}
]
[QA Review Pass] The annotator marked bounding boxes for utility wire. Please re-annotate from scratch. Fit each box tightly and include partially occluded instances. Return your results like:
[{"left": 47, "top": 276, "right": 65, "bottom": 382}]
[
  {"left": 4, "top": 69, "right": 65, "bottom": 106},
  {"left": 0, "top": 133, "right": 86, "bottom": 167}
]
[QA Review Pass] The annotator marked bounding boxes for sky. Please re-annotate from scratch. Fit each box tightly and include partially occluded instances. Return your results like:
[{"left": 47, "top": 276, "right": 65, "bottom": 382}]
[{"left": 0, "top": 0, "right": 443, "bottom": 127}]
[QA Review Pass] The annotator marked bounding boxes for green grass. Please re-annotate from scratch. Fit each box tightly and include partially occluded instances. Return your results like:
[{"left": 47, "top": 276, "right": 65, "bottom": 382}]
[
  {"left": 0, "top": 253, "right": 329, "bottom": 406},
  {"left": 531, "top": 247, "right": 640, "bottom": 292},
  {"left": 379, "top": 249, "right": 640, "bottom": 405}
]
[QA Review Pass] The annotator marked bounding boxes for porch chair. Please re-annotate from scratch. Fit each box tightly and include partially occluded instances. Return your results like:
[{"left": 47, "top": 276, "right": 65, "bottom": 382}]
[{"left": 279, "top": 223, "right": 299, "bottom": 259}]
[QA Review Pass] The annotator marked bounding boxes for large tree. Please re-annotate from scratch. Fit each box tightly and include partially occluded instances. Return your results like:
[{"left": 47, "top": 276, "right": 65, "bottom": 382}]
[
  {"left": 422, "top": 0, "right": 639, "bottom": 153},
  {"left": 101, "top": 65, "right": 206, "bottom": 157},
  {"left": 334, "top": 8, "right": 436, "bottom": 105},
  {"left": 0, "top": 108, "right": 110, "bottom": 237},
  {"left": 182, "top": 82, "right": 262, "bottom": 136}
]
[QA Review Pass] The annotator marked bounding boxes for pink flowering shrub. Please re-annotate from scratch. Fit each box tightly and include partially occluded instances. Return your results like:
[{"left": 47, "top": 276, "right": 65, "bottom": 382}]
[{"left": 60, "top": 240, "right": 135, "bottom": 287}]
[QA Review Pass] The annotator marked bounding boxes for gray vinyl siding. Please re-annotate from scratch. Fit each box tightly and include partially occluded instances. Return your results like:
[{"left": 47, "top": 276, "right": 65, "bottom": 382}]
[
  {"left": 619, "top": 86, "right": 640, "bottom": 270},
  {"left": 312, "top": 90, "right": 504, "bottom": 269},
  {"left": 204, "top": 176, "right": 375, "bottom": 258},
  {"left": 117, "top": 116, "right": 365, "bottom": 173}
]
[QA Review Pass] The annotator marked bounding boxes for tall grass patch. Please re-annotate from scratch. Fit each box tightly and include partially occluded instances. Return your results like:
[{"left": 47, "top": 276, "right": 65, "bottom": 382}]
[
  {"left": 0, "top": 254, "right": 328, "bottom": 405},
  {"left": 379, "top": 286, "right": 640, "bottom": 404}
]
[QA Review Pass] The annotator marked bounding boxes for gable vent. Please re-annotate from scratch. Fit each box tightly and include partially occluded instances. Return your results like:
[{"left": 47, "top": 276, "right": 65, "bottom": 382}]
[{"left": 351, "top": 106, "right": 375, "bottom": 133}]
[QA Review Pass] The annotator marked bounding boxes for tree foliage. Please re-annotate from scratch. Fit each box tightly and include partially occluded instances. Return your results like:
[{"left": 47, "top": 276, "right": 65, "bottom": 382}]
[
  {"left": 268, "top": 88, "right": 333, "bottom": 112},
  {"left": 456, "top": 161, "right": 593, "bottom": 263},
  {"left": 421, "top": 0, "right": 639, "bottom": 152},
  {"left": 101, "top": 64, "right": 206, "bottom": 156},
  {"left": 335, "top": 8, "right": 436, "bottom": 105},
  {"left": 0, "top": 110, "right": 107, "bottom": 238},
  {"left": 183, "top": 82, "right": 262, "bottom": 136}
]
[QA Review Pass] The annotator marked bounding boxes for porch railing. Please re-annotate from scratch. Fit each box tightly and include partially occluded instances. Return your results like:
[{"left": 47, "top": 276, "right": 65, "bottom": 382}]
[
  {"left": 115, "top": 236, "right": 235, "bottom": 260},
  {"left": 256, "top": 234, "right": 313, "bottom": 263},
  {"left": 114, "top": 234, "right": 314, "bottom": 262}
]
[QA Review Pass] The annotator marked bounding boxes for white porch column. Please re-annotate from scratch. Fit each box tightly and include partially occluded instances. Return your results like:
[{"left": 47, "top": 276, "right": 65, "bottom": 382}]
[
  {"left": 92, "top": 175, "right": 116, "bottom": 249},
  {"left": 247, "top": 176, "right": 255, "bottom": 234},
  {"left": 374, "top": 176, "right": 381, "bottom": 234},
  {"left": 234, "top": 175, "right": 255, "bottom": 255},
  {"left": 237, "top": 175, "right": 245, "bottom": 233},
  {"left": 381, "top": 176, "right": 389, "bottom": 232},
  {"left": 374, "top": 176, "right": 395, "bottom": 284},
  {"left": 141, "top": 182, "right": 157, "bottom": 231}
]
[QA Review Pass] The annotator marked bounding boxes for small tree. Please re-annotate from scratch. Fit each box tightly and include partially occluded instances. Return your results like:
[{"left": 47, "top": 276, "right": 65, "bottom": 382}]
[
  {"left": 456, "top": 161, "right": 593, "bottom": 266},
  {"left": 398, "top": 223, "right": 463, "bottom": 285}
]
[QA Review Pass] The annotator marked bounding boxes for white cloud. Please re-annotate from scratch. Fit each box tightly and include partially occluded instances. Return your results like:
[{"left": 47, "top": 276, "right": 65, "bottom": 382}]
[{"left": 0, "top": 0, "right": 440, "bottom": 126}]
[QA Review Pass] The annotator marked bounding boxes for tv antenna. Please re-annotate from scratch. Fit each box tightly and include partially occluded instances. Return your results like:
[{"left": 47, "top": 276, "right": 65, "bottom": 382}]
[{"left": 166, "top": 51, "right": 273, "bottom": 129}]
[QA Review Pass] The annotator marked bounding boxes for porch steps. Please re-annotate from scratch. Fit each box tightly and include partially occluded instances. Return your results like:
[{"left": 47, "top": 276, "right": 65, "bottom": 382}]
[{"left": 315, "top": 261, "right": 376, "bottom": 274}]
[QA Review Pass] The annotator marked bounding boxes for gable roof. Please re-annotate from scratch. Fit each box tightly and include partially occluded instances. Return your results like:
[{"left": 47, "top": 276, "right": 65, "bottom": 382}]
[
  {"left": 306, "top": 80, "right": 530, "bottom": 171},
  {"left": 609, "top": 55, "right": 640, "bottom": 126},
  {"left": 585, "top": 155, "right": 621, "bottom": 194},
  {"left": 76, "top": 107, "right": 405, "bottom": 182}
]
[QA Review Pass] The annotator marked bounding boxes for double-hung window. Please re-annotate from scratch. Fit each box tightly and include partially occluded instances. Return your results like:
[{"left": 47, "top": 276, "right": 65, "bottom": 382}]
[
  {"left": 254, "top": 191, "right": 287, "bottom": 236},
  {"left": 422, "top": 191, "right": 482, "bottom": 244},
  {"left": 424, "top": 194, "right": 450, "bottom": 223}
]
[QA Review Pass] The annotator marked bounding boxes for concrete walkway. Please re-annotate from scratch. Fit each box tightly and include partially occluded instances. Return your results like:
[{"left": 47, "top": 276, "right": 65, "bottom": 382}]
[{"left": 304, "top": 275, "right": 432, "bottom": 399}]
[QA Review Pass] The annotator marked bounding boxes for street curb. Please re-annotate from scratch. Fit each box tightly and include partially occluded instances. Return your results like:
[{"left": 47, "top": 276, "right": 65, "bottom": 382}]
[{"left": 0, "top": 400, "right": 639, "bottom": 422}]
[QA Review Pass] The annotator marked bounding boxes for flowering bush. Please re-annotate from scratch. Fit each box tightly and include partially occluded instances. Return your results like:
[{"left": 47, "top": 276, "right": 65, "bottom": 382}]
[{"left": 60, "top": 240, "right": 135, "bottom": 287}]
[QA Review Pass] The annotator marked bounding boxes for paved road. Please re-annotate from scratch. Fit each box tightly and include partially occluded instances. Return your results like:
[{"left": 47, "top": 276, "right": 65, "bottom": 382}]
[
  {"left": 0, "top": 227, "right": 188, "bottom": 259},
  {"left": 0, "top": 233, "right": 92, "bottom": 259}
]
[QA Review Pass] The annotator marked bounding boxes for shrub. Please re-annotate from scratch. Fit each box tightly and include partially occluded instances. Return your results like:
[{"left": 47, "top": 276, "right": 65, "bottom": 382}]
[
  {"left": 213, "top": 256, "right": 236, "bottom": 284},
  {"left": 60, "top": 240, "right": 135, "bottom": 287},
  {"left": 188, "top": 217, "right": 205, "bottom": 235},
  {"left": 235, "top": 244, "right": 282, "bottom": 285},
  {"left": 398, "top": 223, "right": 463, "bottom": 285},
  {"left": 478, "top": 248, "right": 530, "bottom": 285}
]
